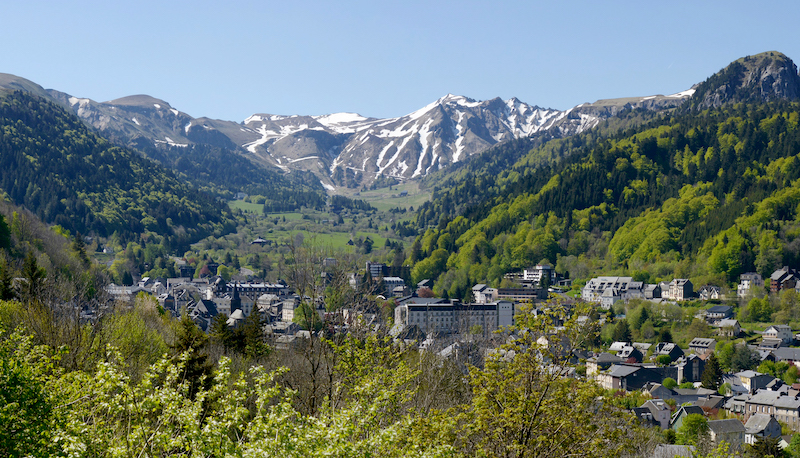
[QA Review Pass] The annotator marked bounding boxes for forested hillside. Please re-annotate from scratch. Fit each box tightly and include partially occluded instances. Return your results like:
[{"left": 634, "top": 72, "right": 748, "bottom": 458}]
[
  {"left": 0, "top": 90, "right": 237, "bottom": 251},
  {"left": 135, "top": 142, "right": 327, "bottom": 212},
  {"left": 410, "top": 98, "right": 800, "bottom": 299}
]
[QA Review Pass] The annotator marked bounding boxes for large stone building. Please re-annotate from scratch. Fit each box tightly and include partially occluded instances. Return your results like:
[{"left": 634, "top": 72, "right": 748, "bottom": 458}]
[{"left": 393, "top": 298, "right": 515, "bottom": 336}]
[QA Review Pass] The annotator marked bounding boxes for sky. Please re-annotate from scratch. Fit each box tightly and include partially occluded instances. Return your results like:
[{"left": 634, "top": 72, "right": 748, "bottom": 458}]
[{"left": 4, "top": 1, "right": 800, "bottom": 122}]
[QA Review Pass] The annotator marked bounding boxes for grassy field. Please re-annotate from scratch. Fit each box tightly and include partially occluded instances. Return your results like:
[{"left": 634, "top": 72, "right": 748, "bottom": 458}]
[
  {"left": 228, "top": 200, "right": 264, "bottom": 213},
  {"left": 340, "top": 181, "right": 431, "bottom": 212}
]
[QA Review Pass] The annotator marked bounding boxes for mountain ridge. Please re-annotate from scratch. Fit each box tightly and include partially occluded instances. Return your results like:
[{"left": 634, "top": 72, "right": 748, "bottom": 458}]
[{"left": 0, "top": 73, "right": 696, "bottom": 190}]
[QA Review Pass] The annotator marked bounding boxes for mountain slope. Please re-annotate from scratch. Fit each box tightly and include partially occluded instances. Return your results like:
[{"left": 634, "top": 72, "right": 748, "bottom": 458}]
[
  {"left": 407, "top": 53, "right": 800, "bottom": 300},
  {"left": 0, "top": 89, "right": 236, "bottom": 251}
]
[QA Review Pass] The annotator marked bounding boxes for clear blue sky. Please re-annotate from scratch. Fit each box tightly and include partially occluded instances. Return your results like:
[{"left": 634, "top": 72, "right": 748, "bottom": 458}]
[{"left": 4, "top": 1, "right": 800, "bottom": 121}]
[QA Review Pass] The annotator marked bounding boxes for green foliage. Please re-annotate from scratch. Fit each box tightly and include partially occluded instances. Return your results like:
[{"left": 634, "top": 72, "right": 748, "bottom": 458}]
[
  {"left": 676, "top": 413, "right": 709, "bottom": 446},
  {"left": 0, "top": 90, "right": 237, "bottom": 251},
  {"left": 701, "top": 353, "right": 723, "bottom": 390},
  {"left": 457, "top": 302, "right": 642, "bottom": 457},
  {"left": 410, "top": 99, "right": 800, "bottom": 291},
  {"left": 0, "top": 329, "right": 63, "bottom": 458},
  {"left": 613, "top": 319, "right": 632, "bottom": 342},
  {"left": 293, "top": 301, "right": 323, "bottom": 332},
  {"left": 662, "top": 377, "right": 677, "bottom": 389},
  {"left": 657, "top": 355, "right": 673, "bottom": 366}
]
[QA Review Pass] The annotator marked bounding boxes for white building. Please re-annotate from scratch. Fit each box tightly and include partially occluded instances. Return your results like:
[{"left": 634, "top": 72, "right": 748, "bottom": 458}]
[
  {"left": 523, "top": 264, "right": 556, "bottom": 286},
  {"left": 738, "top": 272, "right": 764, "bottom": 298}
]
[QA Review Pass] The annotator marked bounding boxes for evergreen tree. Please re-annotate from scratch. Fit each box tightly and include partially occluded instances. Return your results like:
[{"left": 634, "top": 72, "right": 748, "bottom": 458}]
[
  {"left": 21, "top": 251, "right": 46, "bottom": 301},
  {"left": 72, "top": 232, "right": 89, "bottom": 267},
  {"left": 0, "top": 257, "right": 14, "bottom": 301},
  {"left": 612, "top": 319, "right": 632, "bottom": 342},
  {"left": 701, "top": 353, "right": 723, "bottom": 390},
  {"left": 171, "top": 311, "right": 213, "bottom": 399}
]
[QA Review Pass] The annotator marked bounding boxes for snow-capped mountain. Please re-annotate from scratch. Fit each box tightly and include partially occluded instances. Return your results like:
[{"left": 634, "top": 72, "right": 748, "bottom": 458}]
[{"left": 0, "top": 72, "right": 695, "bottom": 189}]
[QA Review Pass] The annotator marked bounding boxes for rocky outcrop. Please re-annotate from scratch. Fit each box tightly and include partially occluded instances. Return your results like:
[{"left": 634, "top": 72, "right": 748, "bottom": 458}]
[{"left": 692, "top": 51, "right": 800, "bottom": 109}]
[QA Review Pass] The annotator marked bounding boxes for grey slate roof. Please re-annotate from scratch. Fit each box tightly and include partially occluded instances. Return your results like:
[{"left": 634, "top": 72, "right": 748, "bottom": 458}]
[
  {"left": 708, "top": 419, "right": 746, "bottom": 434},
  {"left": 607, "top": 364, "right": 640, "bottom": 378},
  {"left": 745, "top": 414, "right": 777, "bottom": 434}
]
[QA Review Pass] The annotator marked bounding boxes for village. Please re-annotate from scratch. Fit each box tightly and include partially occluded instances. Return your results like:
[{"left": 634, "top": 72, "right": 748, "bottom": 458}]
[{"left": 105, "top": 260, "right": 800, "bottom": 453}]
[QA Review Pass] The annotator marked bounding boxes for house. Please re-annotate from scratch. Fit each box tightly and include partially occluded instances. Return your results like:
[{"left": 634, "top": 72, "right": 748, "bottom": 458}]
[
  {"left": 707, "top": 419, "right": 745, "bottom": 449},
  {"left": 644, "top": 283, "right": 662, "bottom": 300},
  {"left": 736, "top": 370, "right": 776, "bottom": 394},
  {"left": 764, "top": 325, "right": 794, "bottom": 345},
  {"left": 616, "top": 345, "right": 643, "bottom": 363},
  {"left": 771, "top": 347, "right": 800, "bottom": 368},
  {"left": 677, "top": 354, "right": 706, "bottom": 383},
  {"left": 668, "top": 279, "right": 693, "bottom": 301},
  {"left": 633, "top": 399, "right": 671, "bottom": 430},
  {"left": 653, "top": 342, "right": 685, "bottom": 362},
  {"left": 713, "top": 319, "right": 741, "bottom": 338},
  {"left": 744, "top": 414, "right": 782, "bottom": 445},
  {"left": 689, "top": 337, "right": 716, "bottom": 355},
  {"left": 586, "top": 352, "right": 624, "bottom": 377},
  {"left": 705, "top": 305, "right": 734, "bottom": 321},
  {"left": 771, "top": 266, "right": 799, "bottom": 293},
  {"left": 670, "top": 405, "right": 705, "bottom": 431},
  {"left": 738, "top": 272, "right": 764, "bottom": 298},
  {"left": 472, "top": 284, "right": 497, "bottom": 304},
  {"left": 759, "top": 338, "right": 783, "bottom": 351},
  {"left": 698, "top": 285, "right": 722, "bottom": 301},
  {"left": 596, "top": 364, "right": 677, "bottom": 391},
  {"left": 744, "top": 389, "right": 800, "bottom": 431}
]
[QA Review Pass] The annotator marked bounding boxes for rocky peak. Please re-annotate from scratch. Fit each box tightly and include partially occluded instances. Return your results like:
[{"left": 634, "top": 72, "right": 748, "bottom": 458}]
[{"left": 691, "top": 51, "right": 800, "bottom": 109}]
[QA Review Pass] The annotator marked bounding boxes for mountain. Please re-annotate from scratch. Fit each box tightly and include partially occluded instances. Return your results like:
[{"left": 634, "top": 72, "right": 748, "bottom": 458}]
[
  {"left": 0, "top": 89, "right": 236, "bottom": 251},
  {"left": 691, "top": 51, "right": 800, "bottom": 109},
  {"left": 0, "top": 73, "right": 696, "bottom": 190},
  {"left": 406, "top": 52, "right": 800, "bottom": 301}
]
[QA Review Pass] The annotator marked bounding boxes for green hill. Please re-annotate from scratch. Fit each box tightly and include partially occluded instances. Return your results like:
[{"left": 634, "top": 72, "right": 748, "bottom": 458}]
[{"left": 410, "top": 94, "right": 800, "bottom": 299}]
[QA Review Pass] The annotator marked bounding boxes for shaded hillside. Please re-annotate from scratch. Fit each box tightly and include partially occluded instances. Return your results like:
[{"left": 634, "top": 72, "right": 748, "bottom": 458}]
[{"left": 0, "top": 90, "right": 236, "bottom": 251}]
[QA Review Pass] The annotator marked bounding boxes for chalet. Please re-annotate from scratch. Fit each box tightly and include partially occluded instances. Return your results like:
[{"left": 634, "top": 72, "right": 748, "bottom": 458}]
[
  {"left": 738, "top": 272, "right": 764, "bottom": 298},
  {"left": 744, "top": 414, "right": 782, "bottom": 445},
  {"left": 771, "top": 266, "right": 799, "bottom": 293},
  {"left": 764, "top": 325, "right": 794, "bottom": 345}
]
